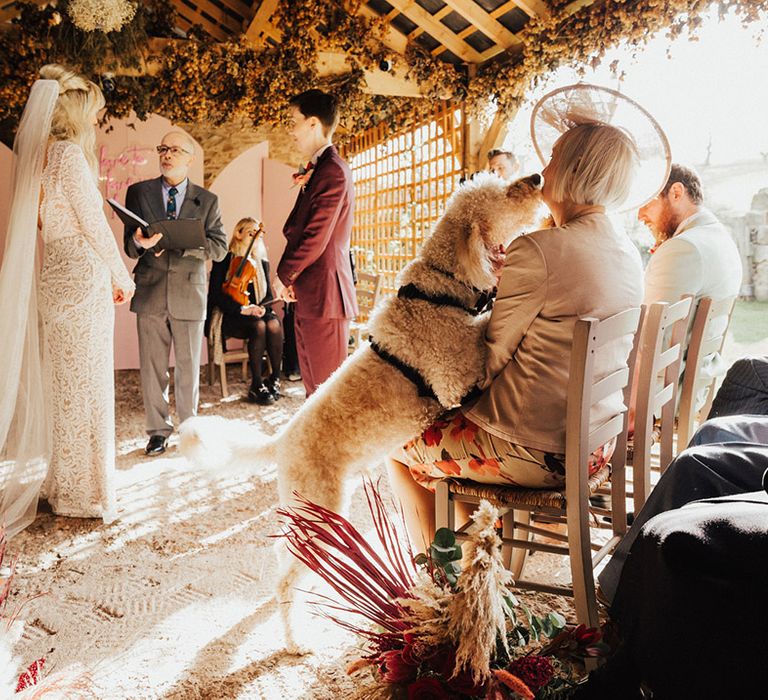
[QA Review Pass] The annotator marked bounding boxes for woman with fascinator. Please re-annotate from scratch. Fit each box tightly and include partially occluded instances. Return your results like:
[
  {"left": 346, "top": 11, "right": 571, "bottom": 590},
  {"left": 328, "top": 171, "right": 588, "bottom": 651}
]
[
  {"left": 207, "top": 217, "right": 284, "bottom": 404},
  {"left": 387, "top": 85, "right": 670, "bottom": 549},
  {"left": 0, "top": 65, "right": 142, "bottom": 533}
]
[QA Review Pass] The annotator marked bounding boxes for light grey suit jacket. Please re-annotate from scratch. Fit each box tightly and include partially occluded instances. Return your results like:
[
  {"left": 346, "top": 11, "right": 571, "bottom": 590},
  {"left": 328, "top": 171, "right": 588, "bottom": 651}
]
[{"left": 123, "top": 177, "right": 228, "bottom": 321}]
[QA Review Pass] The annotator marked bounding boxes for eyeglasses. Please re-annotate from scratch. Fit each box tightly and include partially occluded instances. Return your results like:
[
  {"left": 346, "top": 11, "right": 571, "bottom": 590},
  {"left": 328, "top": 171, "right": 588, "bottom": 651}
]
[{"left": 156, "top": 145, "right": 192, "bottom": 156}]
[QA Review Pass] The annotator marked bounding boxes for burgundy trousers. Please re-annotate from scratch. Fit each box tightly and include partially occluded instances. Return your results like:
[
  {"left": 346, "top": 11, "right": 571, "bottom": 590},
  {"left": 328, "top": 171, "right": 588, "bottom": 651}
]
[{"left": 294, "top": 315, "right": 350, "bottom": 396}]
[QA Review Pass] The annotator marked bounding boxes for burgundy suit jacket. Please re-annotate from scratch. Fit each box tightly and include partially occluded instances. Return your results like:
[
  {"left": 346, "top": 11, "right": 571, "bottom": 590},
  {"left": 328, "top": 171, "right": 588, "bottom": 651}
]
[{"left": 277, "top": 145, "right": 358, "bottom": 320}]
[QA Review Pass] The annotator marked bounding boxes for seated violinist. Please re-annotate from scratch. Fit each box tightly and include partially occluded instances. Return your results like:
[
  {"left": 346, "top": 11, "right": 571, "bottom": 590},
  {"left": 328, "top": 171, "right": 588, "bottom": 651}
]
[{"left": 207, "top": 217, "right": 283, "bottom": 404}]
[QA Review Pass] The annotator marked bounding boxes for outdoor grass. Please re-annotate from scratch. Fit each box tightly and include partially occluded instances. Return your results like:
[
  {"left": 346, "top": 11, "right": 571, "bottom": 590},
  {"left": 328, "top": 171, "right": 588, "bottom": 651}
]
[{"left": 729, "top": 299, "right": 768, "bottom": 344}]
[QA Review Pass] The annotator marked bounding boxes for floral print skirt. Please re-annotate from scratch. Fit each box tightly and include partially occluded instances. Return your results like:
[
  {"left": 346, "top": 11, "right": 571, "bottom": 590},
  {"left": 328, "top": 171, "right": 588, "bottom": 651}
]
[{"left": 400, "top": 409, "right": 615, "bottom": 492}]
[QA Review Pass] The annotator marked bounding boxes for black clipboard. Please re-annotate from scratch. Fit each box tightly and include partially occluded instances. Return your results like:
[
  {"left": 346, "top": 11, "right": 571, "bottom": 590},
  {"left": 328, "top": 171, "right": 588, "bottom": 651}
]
[
  {"left": 108, "top": 199, "right": 206, "bottom": 251},
  {"left": 147, "top": 219, "right": 206, "bottom": 251}
]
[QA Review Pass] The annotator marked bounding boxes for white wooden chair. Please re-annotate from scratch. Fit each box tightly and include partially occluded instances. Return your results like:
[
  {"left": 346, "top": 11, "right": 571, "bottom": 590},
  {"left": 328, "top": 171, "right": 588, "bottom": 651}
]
[
  {"left": 677, "top": 295, "right": 737, "bottom": 449},
  {"left": 206, "top": 307, "right": 248, "bottom": 397},
  {"left": 348, "top": 272, "right": 381, "bottom": 352},
  {"left": 434, "top": 307, "right": 642, "bottom": 629},
  {"left": 630, "top": 297, "right": 693, "bottom": 512}
]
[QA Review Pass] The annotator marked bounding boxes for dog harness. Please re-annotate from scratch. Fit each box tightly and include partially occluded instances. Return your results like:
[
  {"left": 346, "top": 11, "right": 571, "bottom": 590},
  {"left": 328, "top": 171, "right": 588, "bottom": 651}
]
[
  {"left": 397, "top": 282, "right": 480, "bottom": 315},
  {"left": 369, "top": 339, "right": 440, "bottom": 404},
  {"left": 368, "top": 280, "right": 489, "bottom": 407}
]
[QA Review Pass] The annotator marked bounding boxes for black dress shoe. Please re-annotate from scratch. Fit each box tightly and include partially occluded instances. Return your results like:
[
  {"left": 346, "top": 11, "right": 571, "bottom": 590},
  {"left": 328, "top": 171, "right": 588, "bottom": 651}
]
[
  {"left": 265, "top": 376, "right": 281, "bottom": 400},
  {"left": 145, "top": 435, "right": 168, "bottom": 455},
  {"left": 247, "top": 383, "right": 276, "bottom": 405}
]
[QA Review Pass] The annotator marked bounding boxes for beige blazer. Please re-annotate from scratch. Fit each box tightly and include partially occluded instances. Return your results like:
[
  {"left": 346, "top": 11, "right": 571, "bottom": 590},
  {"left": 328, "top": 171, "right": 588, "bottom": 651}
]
[{"left": 465, "top": 212, "right": 643, "bottom": 453}]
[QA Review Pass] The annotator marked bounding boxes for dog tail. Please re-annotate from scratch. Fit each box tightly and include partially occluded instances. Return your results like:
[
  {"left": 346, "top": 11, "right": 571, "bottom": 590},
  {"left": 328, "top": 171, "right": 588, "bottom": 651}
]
[{"left": 178, "top": 415, "right": 279, "bottom": 474}]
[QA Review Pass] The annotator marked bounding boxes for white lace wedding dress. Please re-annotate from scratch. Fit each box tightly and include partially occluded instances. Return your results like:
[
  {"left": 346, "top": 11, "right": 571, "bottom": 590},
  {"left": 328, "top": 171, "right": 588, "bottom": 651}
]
[{"left": 38, "top": 140, "right": 134, "bottom": 522}]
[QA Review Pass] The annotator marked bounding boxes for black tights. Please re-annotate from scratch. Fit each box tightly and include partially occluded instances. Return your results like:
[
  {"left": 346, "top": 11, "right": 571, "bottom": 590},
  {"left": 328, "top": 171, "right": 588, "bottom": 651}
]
[{"left": 223, "top": 315, "right": 283, "bottom": 387}]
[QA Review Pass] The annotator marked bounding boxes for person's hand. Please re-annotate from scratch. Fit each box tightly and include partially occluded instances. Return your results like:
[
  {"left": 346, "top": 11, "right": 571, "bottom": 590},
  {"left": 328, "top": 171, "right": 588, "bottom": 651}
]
[
  {"left": 133, "top": 228, "right": 163, "bottom": 250},
  {"left": 273, "top": 277, "right": 296, "bottom": 303},
  {"left": 112, "top": 284, "right": 134, "bottom": 305},
  {"left": 240, "top": 304, "right": 265, "bottom": 317}
]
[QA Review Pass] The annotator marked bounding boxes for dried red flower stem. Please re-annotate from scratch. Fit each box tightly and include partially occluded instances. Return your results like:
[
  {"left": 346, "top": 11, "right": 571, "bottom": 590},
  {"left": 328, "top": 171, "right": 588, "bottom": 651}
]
[{"left": 276, "top": 480, "right": 418, "bottom": 636}]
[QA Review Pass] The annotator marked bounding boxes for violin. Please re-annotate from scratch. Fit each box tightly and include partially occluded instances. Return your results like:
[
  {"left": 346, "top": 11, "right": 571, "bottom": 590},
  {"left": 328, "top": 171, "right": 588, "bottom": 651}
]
[{"left": 222, "top": 222, "right": 264, "bottom": 306}]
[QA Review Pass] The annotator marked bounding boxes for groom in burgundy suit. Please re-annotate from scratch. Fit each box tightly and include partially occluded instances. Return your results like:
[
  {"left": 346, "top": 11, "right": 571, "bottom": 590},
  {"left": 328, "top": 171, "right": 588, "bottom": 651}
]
[{"left": 274, "top": 90, "right": 358, "bottom": 396}]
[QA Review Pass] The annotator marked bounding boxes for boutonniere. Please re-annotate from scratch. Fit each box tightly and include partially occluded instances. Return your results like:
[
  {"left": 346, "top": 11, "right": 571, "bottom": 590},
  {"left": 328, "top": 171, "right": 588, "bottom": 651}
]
[{"left": 292, "top": 162, "right": 315, "bottom": 191}]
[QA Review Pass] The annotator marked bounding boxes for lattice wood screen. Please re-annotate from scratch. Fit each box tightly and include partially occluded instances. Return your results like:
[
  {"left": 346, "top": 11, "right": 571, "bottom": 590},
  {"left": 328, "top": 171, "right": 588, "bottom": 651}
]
[{"left": 343, "top": 103, "right": 464, "bottom": 298}]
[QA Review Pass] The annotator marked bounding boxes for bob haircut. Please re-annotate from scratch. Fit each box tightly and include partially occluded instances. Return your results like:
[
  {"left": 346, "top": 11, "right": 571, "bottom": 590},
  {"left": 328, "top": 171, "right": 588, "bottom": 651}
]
[
  {"left": 40, "top": 64, "right": 105, "bottom": 175},
  {"left": 546, "top": 122, "right": 639, "bottom": 209}
]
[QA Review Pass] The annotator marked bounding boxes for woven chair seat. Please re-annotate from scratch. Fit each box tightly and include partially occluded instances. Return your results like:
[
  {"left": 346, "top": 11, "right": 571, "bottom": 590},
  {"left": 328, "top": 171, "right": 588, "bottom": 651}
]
[
  {"left": 443, "top": 464, "right": 611, "bottom": 510},
  {"left": 626, "top": 422, "right": 663, "bottom": 464}
]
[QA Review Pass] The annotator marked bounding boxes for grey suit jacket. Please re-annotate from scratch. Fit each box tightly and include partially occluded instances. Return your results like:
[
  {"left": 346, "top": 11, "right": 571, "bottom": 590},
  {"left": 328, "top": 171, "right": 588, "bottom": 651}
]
[{"left": 123, "top": 177, "right": 228, "bottom": 321}]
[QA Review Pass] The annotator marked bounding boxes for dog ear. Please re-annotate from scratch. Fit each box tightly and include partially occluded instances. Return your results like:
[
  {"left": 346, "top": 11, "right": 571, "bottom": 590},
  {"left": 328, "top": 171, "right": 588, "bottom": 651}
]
[
  {"left": 506, "top": 173, "right": 542, "bottom": 198},
  {"left": 456, "top": 220, "right": 493, "bottom": 288}
]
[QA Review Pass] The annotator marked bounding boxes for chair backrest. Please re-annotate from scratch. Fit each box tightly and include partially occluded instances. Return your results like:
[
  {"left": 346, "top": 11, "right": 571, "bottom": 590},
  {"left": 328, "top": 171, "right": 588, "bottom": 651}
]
[
  {"left": 631, "top": 297, "right": 694, "bottom": 511},
  {"left": 355, "top": 272, "right": 381, "bottom": 323},
  {"left": 565, "top": 307, "right": 642, "bottom": 536},
  {"left": 677, "top": 295, "right": 737, "bottom": 448}
]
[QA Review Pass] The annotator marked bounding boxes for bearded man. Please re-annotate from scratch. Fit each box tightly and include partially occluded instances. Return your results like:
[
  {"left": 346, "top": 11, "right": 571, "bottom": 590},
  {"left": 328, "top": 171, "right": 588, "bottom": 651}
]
[{"left": 638, "top": 163, "right": 742, "bottom": 306}]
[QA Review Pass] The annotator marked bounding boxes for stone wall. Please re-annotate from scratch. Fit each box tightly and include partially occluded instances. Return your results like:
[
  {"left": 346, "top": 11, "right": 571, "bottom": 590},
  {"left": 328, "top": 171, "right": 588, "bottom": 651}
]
[
  {"left": 745, "top": 189, "right": 768, "bottom": 301},
  {"left": 181, "top": 119, "right": 298, "bottom": 187}
]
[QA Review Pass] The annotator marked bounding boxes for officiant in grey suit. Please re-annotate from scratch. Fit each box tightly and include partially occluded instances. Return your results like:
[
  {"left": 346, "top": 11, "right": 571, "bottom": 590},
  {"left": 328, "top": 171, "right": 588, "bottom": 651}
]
[{"left": 123, "top": 131, "right": 227, "bottom": 455}]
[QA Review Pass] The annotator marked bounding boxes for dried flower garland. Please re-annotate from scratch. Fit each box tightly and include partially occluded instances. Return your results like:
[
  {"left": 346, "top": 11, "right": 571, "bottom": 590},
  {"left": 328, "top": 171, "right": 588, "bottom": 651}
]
[
  {"left": 1, "top": 0, "right": 767, "bottom": 150},
  {"left": 67, "top": 0, "right": 137, "bottom": 34}
]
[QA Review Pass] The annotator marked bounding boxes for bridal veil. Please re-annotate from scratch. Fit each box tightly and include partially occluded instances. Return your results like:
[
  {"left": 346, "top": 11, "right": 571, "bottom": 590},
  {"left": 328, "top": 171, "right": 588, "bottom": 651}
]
[{"left": 0, "top": 80, "right": 58, "bottom": 537}]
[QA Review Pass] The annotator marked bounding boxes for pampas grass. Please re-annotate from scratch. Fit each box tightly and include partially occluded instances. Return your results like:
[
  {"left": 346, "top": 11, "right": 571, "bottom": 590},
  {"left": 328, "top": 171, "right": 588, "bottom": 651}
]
[{"left": 448, "top": 500, "right": 513, "bottom": 683}]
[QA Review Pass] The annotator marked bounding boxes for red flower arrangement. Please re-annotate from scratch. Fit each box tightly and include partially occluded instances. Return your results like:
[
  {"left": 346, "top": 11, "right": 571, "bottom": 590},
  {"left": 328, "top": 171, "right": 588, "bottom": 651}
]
[
  {"left": 277, "top": 480, "right": 609, "bottom": 699},
  {"left": 0, "top": 528, "right": 97, "bottom": 698}
]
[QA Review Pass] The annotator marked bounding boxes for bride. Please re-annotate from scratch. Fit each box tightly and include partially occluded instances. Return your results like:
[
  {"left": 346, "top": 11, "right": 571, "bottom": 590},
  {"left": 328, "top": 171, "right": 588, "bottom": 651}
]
[{"left": 0, "top": 65, "right": 150, "bottom": 533}]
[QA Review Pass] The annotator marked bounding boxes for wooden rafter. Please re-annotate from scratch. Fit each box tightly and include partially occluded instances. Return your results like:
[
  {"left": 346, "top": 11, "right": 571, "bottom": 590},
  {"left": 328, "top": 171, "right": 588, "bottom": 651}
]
[
  {"left": 386, "top": 0, "right": 483, "bottom": 62},
  {"left": 564, "top": 0, "right": 597, "bottom": 16},
  {"left": 190, "top": 0, "right": 242, "bottom": 34},
  {"left": 442, "top": 0, "right": 521, "bottom": 49},
  {"left": 215, "top": 0, "right": 253, "bottom": 20},
  {"left": 245, "top": 0, "right": 280, "bottom": 43},
  {"left": 358, "top": 4, "right": 408, "bottom": 54},
  {"left": 510, "top": 0, "right": 550, "bottom": 19},
  {"left": 176, "top": 7, "right": 230, "bottom": 41}
]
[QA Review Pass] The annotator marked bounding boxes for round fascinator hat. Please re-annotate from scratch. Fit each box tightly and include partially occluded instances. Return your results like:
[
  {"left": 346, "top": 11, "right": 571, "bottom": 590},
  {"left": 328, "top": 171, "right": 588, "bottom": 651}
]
[{"left": 530, "top": 83, "right": 671, "bottom": 211}]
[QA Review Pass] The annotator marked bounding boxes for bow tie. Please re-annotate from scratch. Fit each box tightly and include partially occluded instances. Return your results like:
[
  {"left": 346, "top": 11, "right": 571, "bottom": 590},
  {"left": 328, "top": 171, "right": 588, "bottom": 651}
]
[{"left": 299, "top": 161, "right": 314, "bottom": 176}]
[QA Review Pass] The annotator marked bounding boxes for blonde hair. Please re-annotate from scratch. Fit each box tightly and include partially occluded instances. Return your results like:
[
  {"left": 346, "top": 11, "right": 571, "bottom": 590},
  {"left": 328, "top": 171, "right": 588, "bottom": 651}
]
[
  {"left": 230, "top": 217, "right": 267, "bottom": 259},
  {"left": 546, "top": 123, "right": 639, "bottom": 209},
  {"left": 39, "top": 64, "right": 105, "bottom": 174}
]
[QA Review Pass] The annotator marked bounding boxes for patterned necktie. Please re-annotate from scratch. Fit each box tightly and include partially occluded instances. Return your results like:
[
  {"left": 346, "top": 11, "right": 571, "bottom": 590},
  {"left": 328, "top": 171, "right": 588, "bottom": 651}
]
[{"left": 166, "top": 186, "right": 178, "bottom": 219}]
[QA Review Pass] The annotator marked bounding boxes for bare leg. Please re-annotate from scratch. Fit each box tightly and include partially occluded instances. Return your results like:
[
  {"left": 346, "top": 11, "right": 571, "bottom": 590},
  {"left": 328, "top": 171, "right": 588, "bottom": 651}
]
[
  {"left": 385, "top": 458, "right": 436, "bottom": 553},
  {"left": 386, "top": 458, "right": 480, "bottom": 554}
]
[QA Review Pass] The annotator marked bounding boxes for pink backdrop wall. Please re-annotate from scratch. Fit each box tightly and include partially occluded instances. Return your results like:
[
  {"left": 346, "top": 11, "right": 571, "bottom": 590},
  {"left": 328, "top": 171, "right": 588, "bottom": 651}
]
[{"left": 261, "top": 158, "right": 299, "bottom": 273}]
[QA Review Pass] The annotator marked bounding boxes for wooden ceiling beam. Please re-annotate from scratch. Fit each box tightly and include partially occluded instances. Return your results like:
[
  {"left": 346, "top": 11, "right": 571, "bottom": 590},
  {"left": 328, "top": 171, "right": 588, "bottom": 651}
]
[
  {"left": 441, "top": 0, "right": 521, "bottom": 48},
  {"left": 188, "top": 0, "right": 242, "bottom": 34},
  {"left": 564, "top": 0, "right": 597, "bottom": 16},
  {"left": 386, "top": 0, "right": 482, "bottom": 62},
  {"left": 245, "top": 0, "right": 280, "bottom": 43},
  {"left": 176, "top": 7, "right": 231, "bottom": 41},
  {"left": 214, "top": 0, "right": 252, "bottom": 21},
  {"left": 509, "top": 0, "right": 550, "bottom": 18},
  {"left": 358, "top": 4, "right": 408, "bottom": 54}
]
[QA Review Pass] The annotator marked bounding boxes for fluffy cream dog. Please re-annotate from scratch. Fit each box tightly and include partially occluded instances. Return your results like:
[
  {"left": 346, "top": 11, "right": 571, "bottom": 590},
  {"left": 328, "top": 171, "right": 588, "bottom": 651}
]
[{"left": 180, "top": 172, "right": 542, "bottom": 649}]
